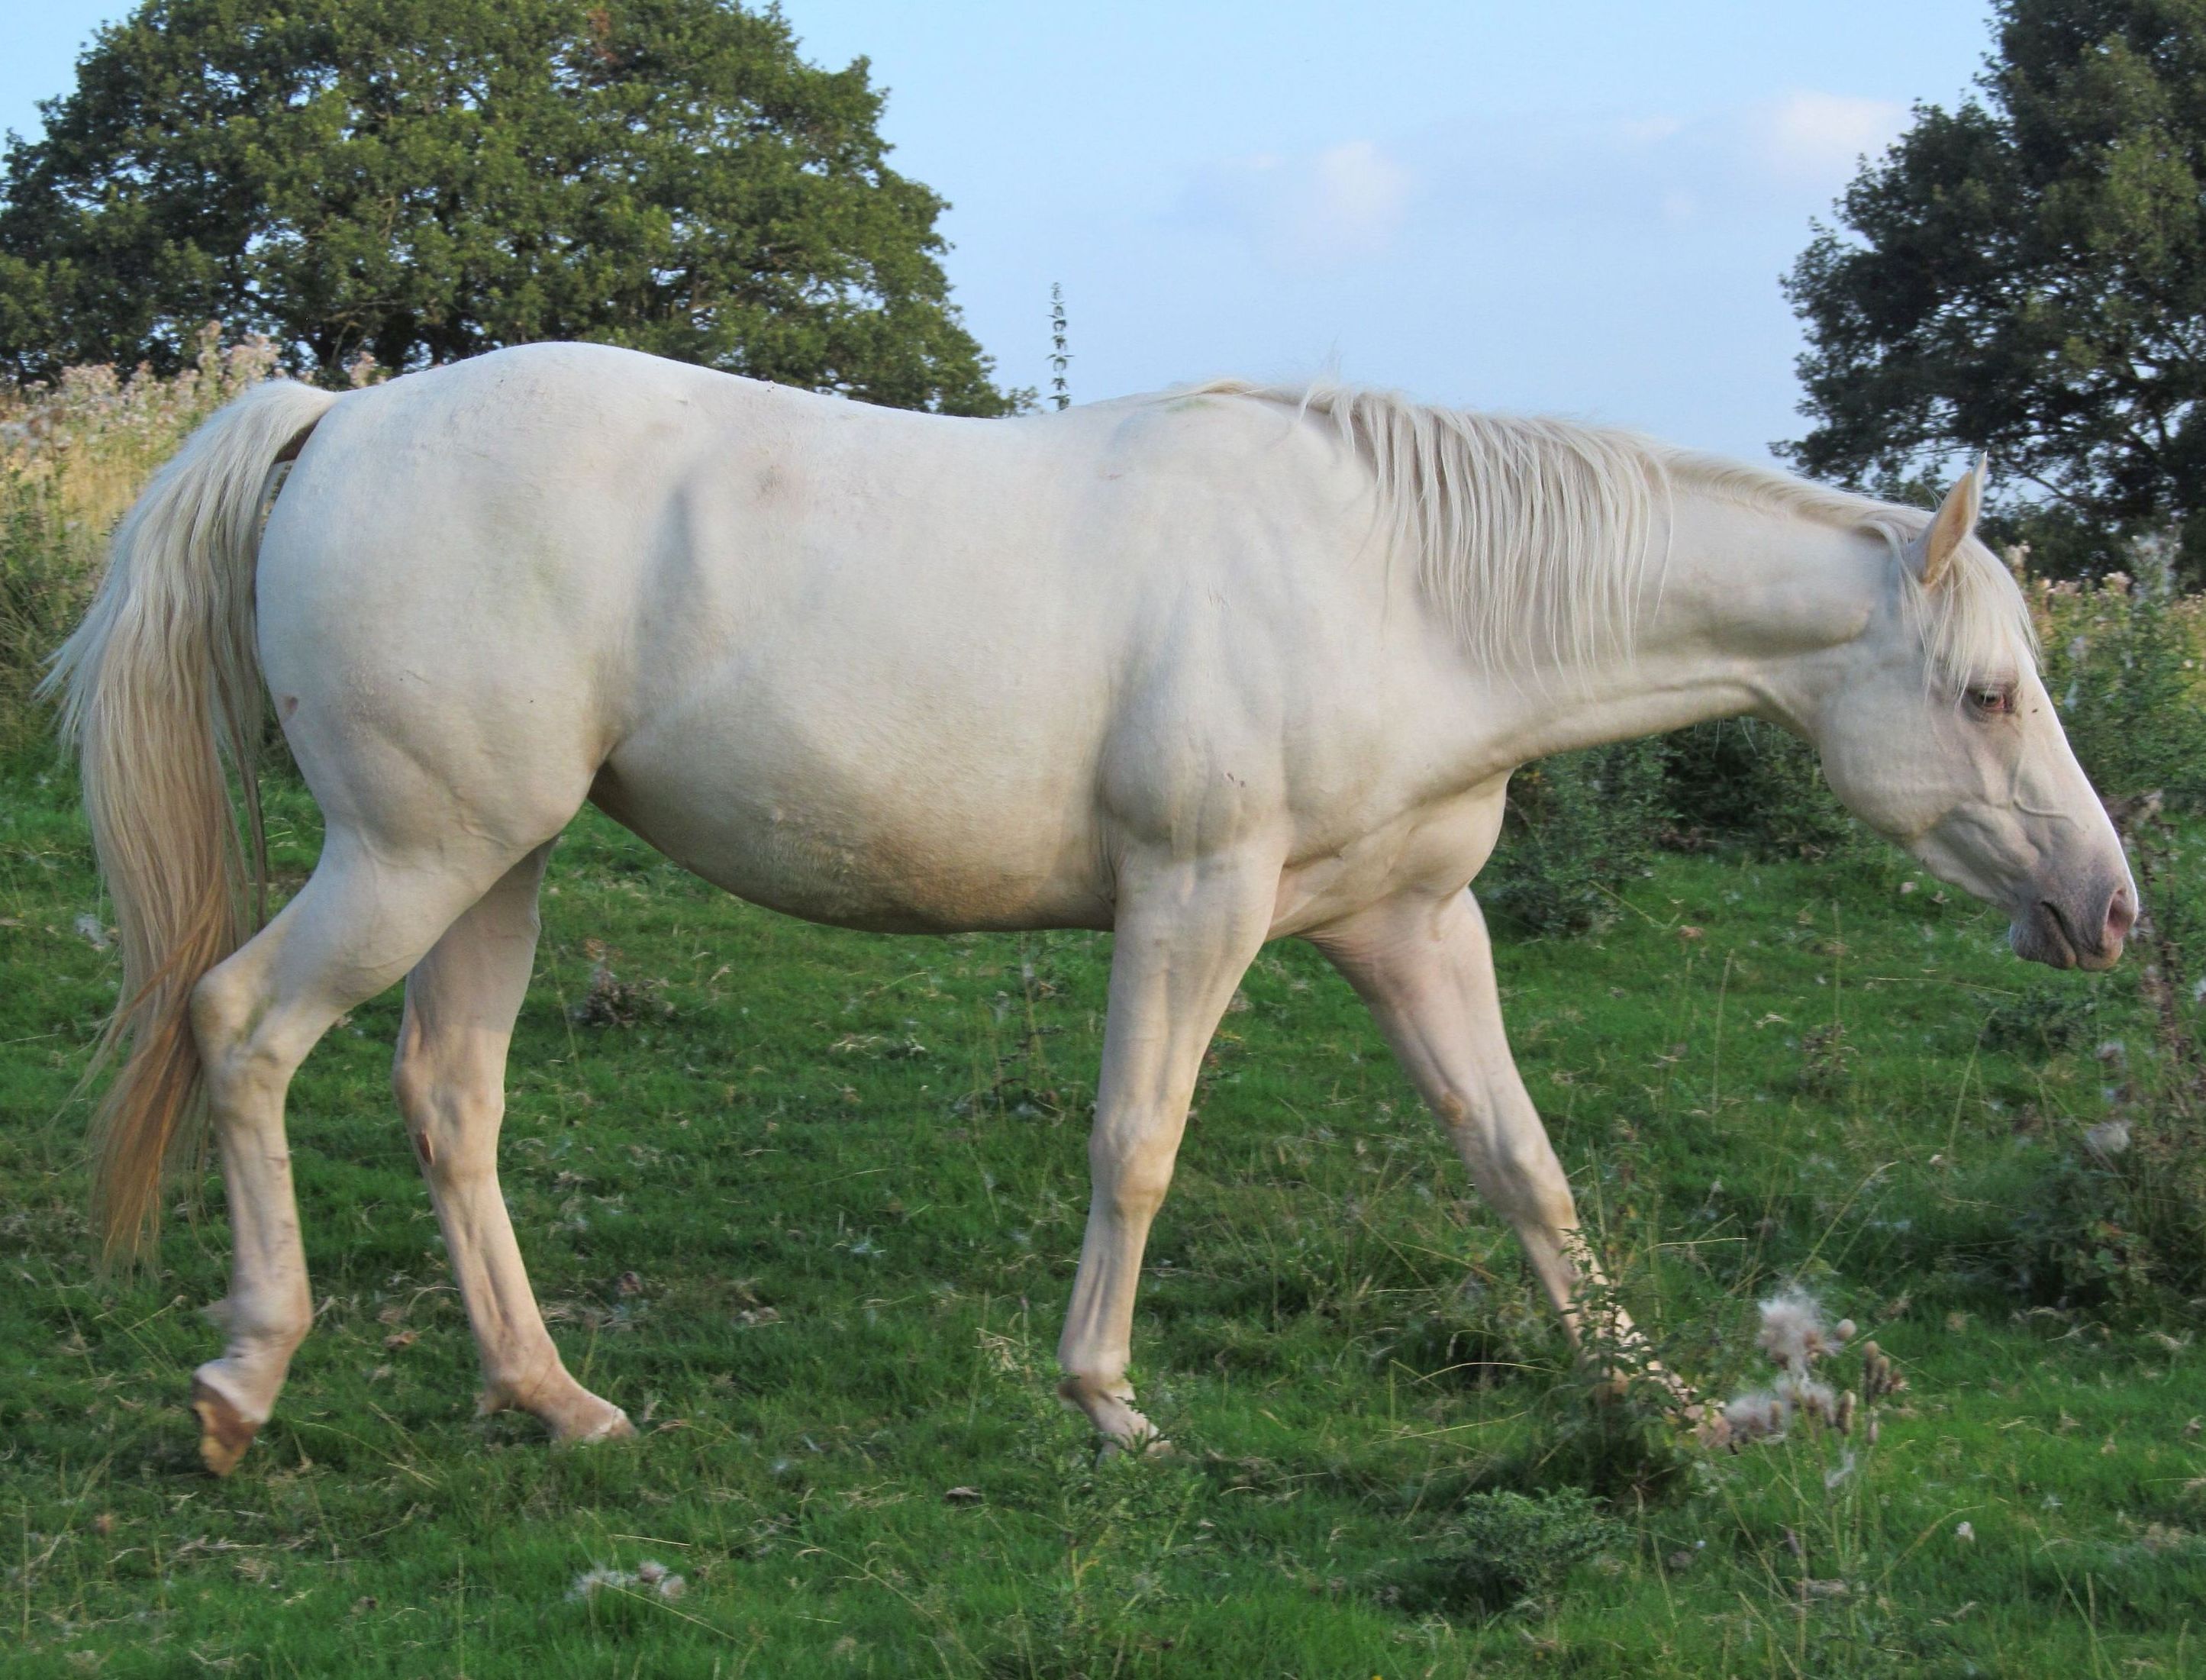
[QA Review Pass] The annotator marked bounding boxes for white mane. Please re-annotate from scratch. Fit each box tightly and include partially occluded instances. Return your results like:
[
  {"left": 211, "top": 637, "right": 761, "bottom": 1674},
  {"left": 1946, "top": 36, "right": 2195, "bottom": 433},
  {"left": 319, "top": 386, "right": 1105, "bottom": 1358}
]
[{"left": 1185, "top": 378, "right": 2037, "bottom": 690}]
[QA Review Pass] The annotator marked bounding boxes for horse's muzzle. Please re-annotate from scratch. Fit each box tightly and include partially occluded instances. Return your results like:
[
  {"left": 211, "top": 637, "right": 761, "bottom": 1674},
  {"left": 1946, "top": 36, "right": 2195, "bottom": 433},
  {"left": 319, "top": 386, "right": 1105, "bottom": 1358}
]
[{"left": 2011, "top": 879, "right": 2136, "bottom": 972}]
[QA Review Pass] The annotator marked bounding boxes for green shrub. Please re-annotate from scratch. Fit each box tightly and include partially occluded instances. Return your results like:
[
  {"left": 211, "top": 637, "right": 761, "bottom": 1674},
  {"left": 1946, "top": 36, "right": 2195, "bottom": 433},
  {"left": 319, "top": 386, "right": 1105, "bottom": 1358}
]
[
  {"left": 1659, "top": 717, "right": 1860, "bottom": 860},
  {"left": 1484, "top": 737, "right": 1669, "bottom": 937},
  {"left": 2011, "top": 811, "right": 2206, "bottom": 1313},
  {"left": 2011, "top": 1146, "right": 2161, "bottom": 1311},
  {"left": 2034, "top": 552, "right": 2206, "bottom": 808},
  {"left": 1982, "top": 984, "right": 2104, "bottom": 1056},
  {"left": 1394, "top": 1488, "right": 1624, "bottom": 1617}
]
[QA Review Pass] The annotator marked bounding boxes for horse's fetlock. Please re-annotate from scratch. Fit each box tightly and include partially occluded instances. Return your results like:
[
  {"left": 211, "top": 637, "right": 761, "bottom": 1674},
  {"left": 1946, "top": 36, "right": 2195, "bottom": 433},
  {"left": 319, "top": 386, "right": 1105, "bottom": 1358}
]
[{"left": 227, "top": 1290, "right": 311, "bottom": 1354}]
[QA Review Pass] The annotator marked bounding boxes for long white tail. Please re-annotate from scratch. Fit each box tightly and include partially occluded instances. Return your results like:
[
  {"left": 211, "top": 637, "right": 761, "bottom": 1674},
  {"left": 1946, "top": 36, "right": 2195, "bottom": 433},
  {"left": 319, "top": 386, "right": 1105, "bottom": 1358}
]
[{"left": 42, "top": 379, "right": 339, "bottom": 1261}]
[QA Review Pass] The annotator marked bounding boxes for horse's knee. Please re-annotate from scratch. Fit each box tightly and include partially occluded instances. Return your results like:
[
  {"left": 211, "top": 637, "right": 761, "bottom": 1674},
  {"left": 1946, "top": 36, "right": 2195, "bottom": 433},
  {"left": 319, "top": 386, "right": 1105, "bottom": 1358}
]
[
  {"left": 1094, "top": 1153, "right": 1174, "bottom": 1224},
  {"left": 1453, "top": 1118, "right": 1578, "bottom": 1235},
  {"left": 392, "top": 1037, "right": 501, "bottom": 1181}
]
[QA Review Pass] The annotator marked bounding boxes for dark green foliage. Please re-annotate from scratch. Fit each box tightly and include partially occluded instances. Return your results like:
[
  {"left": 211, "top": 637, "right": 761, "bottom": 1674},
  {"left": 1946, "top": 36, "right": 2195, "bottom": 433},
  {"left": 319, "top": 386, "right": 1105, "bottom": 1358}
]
[
  {"left": 0, "top": 0, "right": 1012, "bottom": 411},
  {"left": 2011, "top": 811, "right": 2206, "bottom": 1308},
  {"left": 2039, "top": 570, "right": 2206, "bottom": 808},
  {"left": 1392, "top": 1489, "right": 1625, "bottom": 1617},
  {"left": 2011, "top": 1139, "right": 2165, "bottom": 1308},
  {"left": 1984, "top": 982, "right": 2104, "bottom": 1053},
  {"left": 1659, "top": 718, "right": 1861, "bottom": 860},
  {"left": 1504, "top": 720, "right": 1867, "bottom": 932},
  {"left": 1989, "top": 498, "right": 2139, "bottom": 588},
  {"left": 1783, "top": 0, "right": 2206, "bottom": 582},
  {"left": 1484, "top": 737, "right": 1670, "bottom": 936},
  {"left": 2009, "top": 1095, "right": 2206, "bottom": 1311}
]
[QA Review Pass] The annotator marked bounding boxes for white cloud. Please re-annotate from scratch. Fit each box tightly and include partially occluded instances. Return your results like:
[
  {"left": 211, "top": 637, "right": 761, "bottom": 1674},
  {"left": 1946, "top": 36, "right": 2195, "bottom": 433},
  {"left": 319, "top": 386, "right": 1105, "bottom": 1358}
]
[
  {"left": 1182, "top": 138, "right": 1413, "bottom": 268},
  {"left": 1174, "top": 92, "right": 1897, "bottom": 272},
  {"left": 1617, "top": 114, "right": 1686, "bottom": 149},
  {"left": 1407, "top": 89, "right": 1909, "bottom": 232},
  {"left": 1756, "top": 91, "right": 1908, "bottom": 184}
]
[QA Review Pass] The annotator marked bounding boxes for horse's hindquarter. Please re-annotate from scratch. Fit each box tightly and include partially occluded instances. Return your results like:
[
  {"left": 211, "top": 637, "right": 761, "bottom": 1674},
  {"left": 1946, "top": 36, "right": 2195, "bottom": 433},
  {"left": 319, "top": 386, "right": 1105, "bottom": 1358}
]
[{"left": 256, "top": 346, "right": 1490, "bottom": 935}]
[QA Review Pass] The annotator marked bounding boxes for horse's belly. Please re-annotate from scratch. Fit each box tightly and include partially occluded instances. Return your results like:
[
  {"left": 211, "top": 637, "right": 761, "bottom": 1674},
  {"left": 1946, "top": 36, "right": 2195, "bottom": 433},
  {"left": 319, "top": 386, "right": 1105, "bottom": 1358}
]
[{"left": 589, "top": 762, "right": 1114, "bottom": 934}]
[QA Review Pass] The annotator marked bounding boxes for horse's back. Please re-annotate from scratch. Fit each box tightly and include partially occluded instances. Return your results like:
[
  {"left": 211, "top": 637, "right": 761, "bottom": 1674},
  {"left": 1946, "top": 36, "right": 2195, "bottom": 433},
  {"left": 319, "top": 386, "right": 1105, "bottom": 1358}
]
[{"left": 253, "top": 343, "right": 1414, "bottom": 929}]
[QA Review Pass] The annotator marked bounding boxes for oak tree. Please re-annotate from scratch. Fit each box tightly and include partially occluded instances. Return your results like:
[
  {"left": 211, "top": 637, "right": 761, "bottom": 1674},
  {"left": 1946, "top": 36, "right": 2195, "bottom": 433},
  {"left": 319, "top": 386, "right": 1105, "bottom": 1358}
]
[
  {"left": 0, "top": 0, "right": 1012, "bottom": 412},
  {"left": 1784, "top": 0, "right": 2206, "bottom": 576}
]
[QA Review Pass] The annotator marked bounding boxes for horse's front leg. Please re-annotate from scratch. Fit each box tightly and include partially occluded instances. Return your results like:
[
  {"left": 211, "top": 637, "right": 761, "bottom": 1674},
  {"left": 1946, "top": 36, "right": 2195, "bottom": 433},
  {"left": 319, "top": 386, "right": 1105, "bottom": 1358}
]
[
  {"left": 1311, "top": 888, "right": 1689, "bottom": 1404},
  {"left": 1056, "top": 851, "right": 1273, "bottom": 1449}
]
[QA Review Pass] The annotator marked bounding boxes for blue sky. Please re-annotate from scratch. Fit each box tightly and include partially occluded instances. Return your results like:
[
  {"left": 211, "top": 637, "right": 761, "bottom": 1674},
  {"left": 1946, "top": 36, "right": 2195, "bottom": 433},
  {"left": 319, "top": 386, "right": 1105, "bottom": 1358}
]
[{"left": 2, "top": 2, "right": 2000, "bottom": 462}]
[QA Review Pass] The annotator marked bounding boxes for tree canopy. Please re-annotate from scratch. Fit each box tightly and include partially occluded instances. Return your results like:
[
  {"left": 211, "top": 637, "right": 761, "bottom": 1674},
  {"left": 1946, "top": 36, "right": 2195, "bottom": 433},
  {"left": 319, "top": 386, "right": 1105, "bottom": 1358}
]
[
  {"left": 1783, "top": 0, "right": 2206, "bottom": 576},
  {"left": 0, "top": 0, "right": 1013, "bottom": 412}
]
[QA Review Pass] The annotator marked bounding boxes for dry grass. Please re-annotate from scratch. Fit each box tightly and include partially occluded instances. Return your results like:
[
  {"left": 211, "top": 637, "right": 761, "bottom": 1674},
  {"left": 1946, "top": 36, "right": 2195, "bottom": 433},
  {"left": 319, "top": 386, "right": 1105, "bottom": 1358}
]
[{"left": 0, "top": 327, "right": 282, "bottom": 750}]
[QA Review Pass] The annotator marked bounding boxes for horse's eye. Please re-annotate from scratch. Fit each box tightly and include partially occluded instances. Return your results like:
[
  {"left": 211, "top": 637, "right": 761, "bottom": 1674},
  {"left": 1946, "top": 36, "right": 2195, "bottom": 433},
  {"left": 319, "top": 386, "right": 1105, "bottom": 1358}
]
[{"left": 1969, "top": 685, "right": 2016, "bottom": 716}]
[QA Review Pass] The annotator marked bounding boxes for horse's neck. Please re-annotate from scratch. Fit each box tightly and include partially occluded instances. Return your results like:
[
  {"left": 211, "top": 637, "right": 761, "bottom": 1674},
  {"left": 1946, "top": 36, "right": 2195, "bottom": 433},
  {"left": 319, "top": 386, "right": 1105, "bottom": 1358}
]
[{"left": 1462, "top": 489, "right": 1888, "bottom": 770}]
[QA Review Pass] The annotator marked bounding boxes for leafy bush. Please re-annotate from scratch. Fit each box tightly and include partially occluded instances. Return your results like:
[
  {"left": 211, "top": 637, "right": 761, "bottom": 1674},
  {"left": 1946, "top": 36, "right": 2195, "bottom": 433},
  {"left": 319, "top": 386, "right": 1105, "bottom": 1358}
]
[
  {"left": 2012, "top": 807, "right": 2206, "bottom": 1313},
  {"left": 2011, "top": 1146, "right": 2162, "bottom": 1311},
  {"left": 1398, "top": 1488, "right": 1624, "bottom": 1616},
  {"left": 1660, "top": 717, "right": 1859, "bottom": 860},
  {"left": 1484, "top": 737, "right": 1669, "bottom": 937},
  {"left": 1982, "top": 984, "right": 2104, "bottom": 1056},
  {"left": 2033, "top": 550, "right": 2206, "bottom": 809}
]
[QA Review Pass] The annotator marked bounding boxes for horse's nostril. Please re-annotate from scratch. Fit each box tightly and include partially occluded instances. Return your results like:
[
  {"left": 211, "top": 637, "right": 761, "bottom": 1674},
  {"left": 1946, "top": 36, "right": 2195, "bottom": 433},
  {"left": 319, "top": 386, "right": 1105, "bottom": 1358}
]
[{"left": 2105, "top": 885, "right": 2137, "bottom": 944}]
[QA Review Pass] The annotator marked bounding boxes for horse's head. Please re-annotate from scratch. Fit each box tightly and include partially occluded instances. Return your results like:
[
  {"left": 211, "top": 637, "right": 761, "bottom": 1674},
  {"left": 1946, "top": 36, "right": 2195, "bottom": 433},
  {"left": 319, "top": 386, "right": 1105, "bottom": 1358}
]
[{"left": 1810, "top": 465, "right": 2136, "bottom": 970}]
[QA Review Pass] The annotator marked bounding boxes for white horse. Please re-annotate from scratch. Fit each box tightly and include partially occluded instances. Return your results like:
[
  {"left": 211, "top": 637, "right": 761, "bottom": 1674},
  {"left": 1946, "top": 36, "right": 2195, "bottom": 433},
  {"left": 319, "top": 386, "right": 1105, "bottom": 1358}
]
[{"left": 50, "top": 343, "right": 2133, "bottom": 1475}]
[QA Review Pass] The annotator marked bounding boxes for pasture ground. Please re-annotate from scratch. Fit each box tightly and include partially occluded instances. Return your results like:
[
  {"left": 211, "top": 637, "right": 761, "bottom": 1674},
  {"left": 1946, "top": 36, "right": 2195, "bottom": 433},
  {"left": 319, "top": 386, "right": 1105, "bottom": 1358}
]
[{"left": 3, "top": 762, "right": 2204, "bottom": 1678}]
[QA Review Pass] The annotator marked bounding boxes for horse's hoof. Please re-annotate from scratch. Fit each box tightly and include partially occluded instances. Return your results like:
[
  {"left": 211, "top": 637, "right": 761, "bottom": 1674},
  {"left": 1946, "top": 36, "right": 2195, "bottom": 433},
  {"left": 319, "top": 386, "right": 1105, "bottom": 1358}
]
[
  {"left": 190, "top": 1378, "right": 260, "bottom": 1477},
  {"left": 1098, "top": 1433, "right": 1175, "bottom": 1462},
  {"left": 552, "top": 1403, "right": 636, "bottom": 1447}
]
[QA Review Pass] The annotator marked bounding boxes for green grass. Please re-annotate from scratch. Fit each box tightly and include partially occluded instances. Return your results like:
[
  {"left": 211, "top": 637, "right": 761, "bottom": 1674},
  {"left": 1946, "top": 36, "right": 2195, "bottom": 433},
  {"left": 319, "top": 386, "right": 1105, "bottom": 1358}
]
[{"left": 4, "top": 760, "right": 2204, "bottom": 1678}]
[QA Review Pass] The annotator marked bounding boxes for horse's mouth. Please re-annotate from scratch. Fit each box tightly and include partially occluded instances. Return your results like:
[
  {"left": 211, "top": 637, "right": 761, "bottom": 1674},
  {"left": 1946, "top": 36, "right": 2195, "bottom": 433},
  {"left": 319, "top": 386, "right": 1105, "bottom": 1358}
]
[
  {"left": 2014, "top": 899, "right": 2079, "bottom": 969},
  {"left": 2014, "top": 896, "right": 2126, "bottom": 972}
]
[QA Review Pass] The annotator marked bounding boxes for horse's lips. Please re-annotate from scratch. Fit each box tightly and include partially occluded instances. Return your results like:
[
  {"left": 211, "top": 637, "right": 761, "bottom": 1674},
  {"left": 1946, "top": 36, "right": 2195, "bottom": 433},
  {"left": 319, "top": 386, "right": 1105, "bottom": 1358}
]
[
  {"left": 2013, "top": 900, "right": 2079, "bottom": 969},
  {"left": 2014, "top": 894, "right": 2133, "bottom": 972}
]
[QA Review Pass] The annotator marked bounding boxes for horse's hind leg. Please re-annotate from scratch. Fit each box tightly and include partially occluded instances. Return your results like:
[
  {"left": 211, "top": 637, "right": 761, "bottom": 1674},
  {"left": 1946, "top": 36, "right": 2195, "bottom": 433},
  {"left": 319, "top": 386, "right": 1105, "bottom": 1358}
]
[
  {"left": 188, "top": 833, "right": 532, "bottom": 1475},
  {"left": 392, "top": 844, "right": 633, "bottom": 1446}
]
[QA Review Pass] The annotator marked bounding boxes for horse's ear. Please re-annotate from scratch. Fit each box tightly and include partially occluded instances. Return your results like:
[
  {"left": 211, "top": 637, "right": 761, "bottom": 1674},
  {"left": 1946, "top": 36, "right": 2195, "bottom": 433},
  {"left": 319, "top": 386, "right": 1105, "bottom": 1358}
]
[{"left": 1918, "top": 455, "right": 1986, "bottom": 590}]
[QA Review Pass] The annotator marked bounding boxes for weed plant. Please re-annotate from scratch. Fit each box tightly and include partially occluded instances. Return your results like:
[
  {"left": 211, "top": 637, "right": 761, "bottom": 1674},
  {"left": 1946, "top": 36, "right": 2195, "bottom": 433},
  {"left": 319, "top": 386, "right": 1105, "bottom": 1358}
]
[{"left": 2032, "top": 545, "right": 2206, "bottom": 812}]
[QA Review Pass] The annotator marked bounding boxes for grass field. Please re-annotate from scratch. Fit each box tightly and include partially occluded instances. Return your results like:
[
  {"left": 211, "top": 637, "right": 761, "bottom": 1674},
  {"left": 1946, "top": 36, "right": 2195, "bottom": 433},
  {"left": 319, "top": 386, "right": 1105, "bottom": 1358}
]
[{"left": 5, "top": 757, "right": 2204, "bottom": 1678}]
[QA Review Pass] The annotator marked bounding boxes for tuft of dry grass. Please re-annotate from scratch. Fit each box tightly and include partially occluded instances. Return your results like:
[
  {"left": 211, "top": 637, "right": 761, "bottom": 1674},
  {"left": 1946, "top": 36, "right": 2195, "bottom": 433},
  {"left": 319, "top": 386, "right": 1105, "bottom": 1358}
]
[{"left": 568, "top": 938, "right": 672, "bottom": 1028}]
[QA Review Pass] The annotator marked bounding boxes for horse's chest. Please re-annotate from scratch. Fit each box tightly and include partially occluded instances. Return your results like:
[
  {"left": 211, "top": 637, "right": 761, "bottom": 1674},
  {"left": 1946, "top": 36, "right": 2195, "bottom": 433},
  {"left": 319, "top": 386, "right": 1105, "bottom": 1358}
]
[{"left": 1269, "top": 782, "right": 1510, "bottom": 935}]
